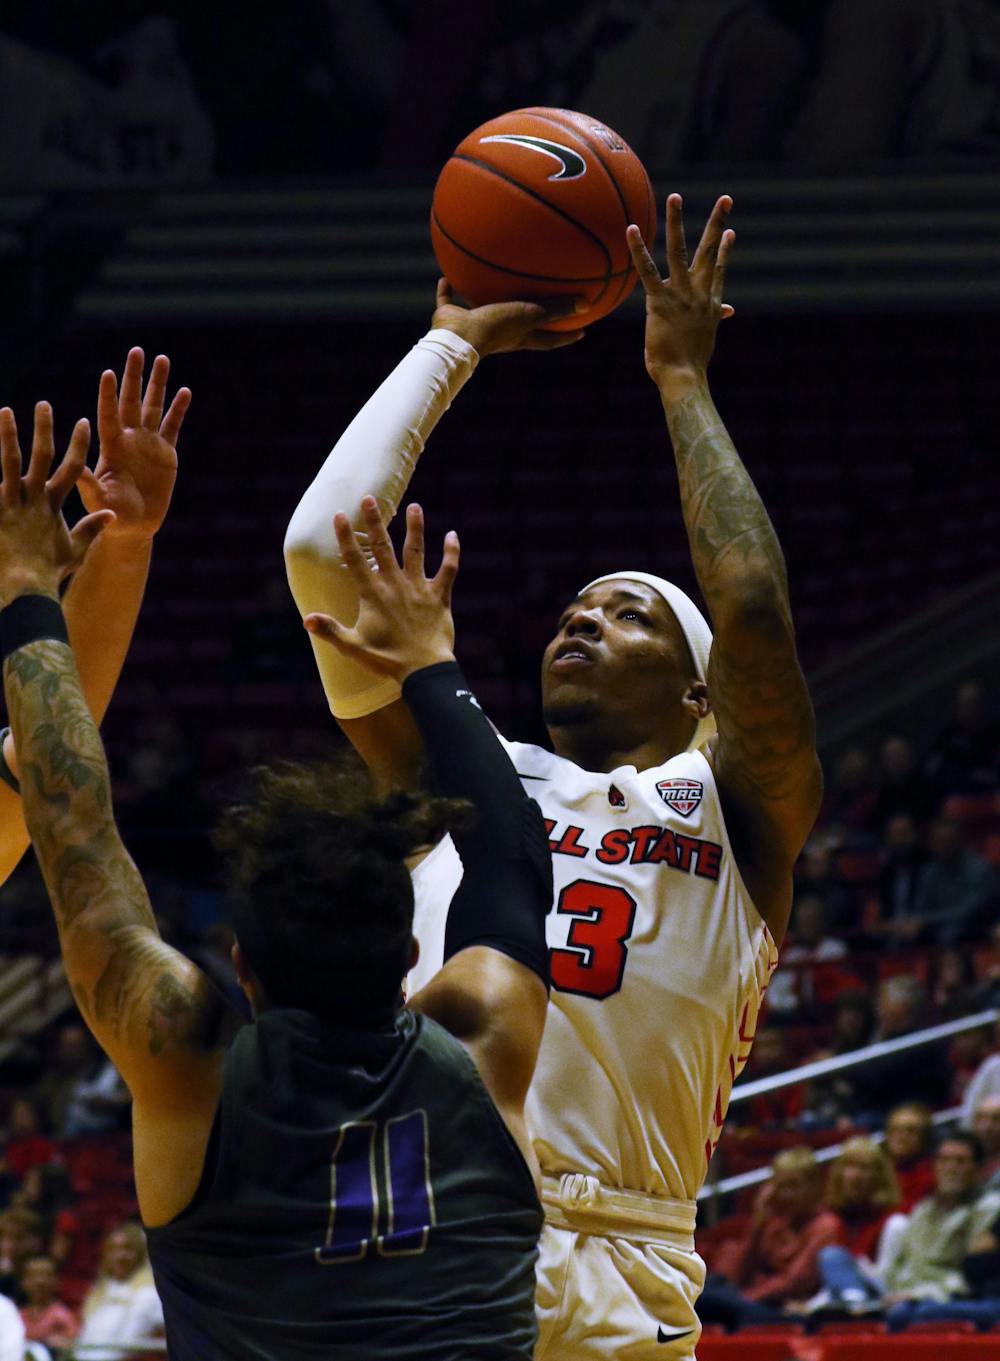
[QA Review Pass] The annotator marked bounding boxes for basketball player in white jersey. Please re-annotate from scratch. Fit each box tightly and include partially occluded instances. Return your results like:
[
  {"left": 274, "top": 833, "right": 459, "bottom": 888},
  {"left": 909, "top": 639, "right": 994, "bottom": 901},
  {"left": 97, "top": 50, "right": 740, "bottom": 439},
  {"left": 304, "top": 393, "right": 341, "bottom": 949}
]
[{"left": 286, "top": 195, "right": 822, "bottom": 1359}]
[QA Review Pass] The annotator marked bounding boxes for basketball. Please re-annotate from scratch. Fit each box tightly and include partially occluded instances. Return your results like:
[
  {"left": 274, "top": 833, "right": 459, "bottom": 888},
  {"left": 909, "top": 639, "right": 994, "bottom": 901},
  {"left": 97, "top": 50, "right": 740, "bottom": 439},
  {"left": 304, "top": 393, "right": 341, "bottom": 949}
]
[{"left": 431, "top": 107, "right": 656, "bottom": 330}]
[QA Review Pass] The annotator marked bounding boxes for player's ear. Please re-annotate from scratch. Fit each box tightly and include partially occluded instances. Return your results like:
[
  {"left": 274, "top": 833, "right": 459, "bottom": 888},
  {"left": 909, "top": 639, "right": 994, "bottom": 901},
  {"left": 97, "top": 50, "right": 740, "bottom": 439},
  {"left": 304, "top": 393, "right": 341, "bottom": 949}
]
[
  {"left": 409, "top": 935, "right": 420, "bottom": 972},
  {"left": 682, "top": 681, "right": 710, "bottom": 721}
]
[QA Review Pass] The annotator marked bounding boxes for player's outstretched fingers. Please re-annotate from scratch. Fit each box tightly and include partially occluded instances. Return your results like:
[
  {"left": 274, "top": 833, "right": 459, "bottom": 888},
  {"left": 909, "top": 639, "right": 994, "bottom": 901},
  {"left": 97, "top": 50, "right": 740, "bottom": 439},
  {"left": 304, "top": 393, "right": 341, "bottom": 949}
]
[
  {"left": 46, "top": 419, "right": 91, "bottom": 509},
  {"left": 713, "top": 229, "right": 736, "bottom": 317},
  {"left": 691, "top": 195, "right": 733, "bottom": 279},
  {"left": 68, "top": 509, "right": 115, "bottom": 566},
  {"left": 24, "top": 401, "right": 55, "bottom": 497},
  {"left": 119, "top": 347, "right": 145, "bottom": 427},
  {"left": 626, "top": 225, "right": 662, "bottom": 295},
  {"left": 401, "top": 503, "right": 426, "bottom": 580},
  {"left": 332, "top": 511, "right": 373, "bottom": 586},
  {"left": 0, "top": 408, "right": 24, "bottom": 507},
  {"left": 141, "top": 354, "right": 170, "bottom": 430},
  {"left": 97, "top": 370, "right": 123, "bottom": 444},
  {"left": 522, "top": 329, "right": 586, "bottom": 351},
  {"left": 303, "top": 612, "right": 362, "bottom": 658},
  {"left": 433, "top": 529, "right": 460, "bottom": 606},
  {"left": 159, "top": 386, "right": 192, "bottom": 448},
  {"left": 436, "top": 277, "right": 459, "bottom": 311},
  {"left": 664, "top": 193, "right": 689, "bottom": 280},
  {"left": 359, "top": 494, "right": 399, "bottom": 576}
]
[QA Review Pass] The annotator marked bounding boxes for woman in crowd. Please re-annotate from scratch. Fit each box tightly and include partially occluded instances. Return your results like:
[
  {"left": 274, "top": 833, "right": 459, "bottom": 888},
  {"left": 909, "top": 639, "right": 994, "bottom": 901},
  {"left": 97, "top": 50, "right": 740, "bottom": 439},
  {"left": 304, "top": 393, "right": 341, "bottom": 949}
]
[
  {"left": 18, "top": 1254, "right": 77, "bottom": 1355},
  {"left": 75, "top": 1222, "right": 163, "bottom": 1360},
  {"left": 812, "top": 1137, "right": 908, "bottom": 1308},
  {"left": 883, "top": 1102, "right": 936, "bottom": 1210}
]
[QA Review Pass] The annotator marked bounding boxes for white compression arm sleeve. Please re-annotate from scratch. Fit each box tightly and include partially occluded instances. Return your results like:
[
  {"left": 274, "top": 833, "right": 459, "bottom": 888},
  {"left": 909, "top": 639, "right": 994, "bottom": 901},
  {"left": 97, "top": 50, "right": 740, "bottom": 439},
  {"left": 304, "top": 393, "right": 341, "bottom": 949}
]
[{"left": 284, "top": 328, "right": 479, "bottom": 718}]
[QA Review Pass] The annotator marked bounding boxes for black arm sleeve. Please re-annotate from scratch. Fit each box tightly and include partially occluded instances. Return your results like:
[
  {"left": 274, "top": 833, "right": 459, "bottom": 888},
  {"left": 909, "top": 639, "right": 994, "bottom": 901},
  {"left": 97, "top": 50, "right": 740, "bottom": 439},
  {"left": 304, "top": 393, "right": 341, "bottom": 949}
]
[{"left": 401, "top": 662, "right": 552, "bottom": 987}]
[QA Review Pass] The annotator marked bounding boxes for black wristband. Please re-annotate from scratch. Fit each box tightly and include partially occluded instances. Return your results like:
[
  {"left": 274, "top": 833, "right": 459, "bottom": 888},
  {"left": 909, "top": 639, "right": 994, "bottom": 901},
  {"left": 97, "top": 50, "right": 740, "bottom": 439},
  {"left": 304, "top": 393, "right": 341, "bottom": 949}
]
[{"left": 1, "top": 594, "right": 69, "bottom": 662}]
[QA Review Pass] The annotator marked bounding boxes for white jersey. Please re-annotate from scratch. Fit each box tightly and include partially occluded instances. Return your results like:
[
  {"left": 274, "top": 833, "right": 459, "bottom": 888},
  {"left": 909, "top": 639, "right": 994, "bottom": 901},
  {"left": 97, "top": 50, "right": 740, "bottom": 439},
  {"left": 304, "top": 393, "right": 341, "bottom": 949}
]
[{"left": 410, "top": 736, "right": 777, "bottom": 1204}]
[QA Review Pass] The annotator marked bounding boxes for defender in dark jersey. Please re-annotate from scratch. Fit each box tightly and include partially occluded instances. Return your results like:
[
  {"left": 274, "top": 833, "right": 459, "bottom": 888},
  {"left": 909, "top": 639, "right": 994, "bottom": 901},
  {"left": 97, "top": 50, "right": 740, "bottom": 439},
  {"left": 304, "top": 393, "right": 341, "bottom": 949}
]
[{"left": 0, "top": 425, "right": 552, "bottom": 1361}]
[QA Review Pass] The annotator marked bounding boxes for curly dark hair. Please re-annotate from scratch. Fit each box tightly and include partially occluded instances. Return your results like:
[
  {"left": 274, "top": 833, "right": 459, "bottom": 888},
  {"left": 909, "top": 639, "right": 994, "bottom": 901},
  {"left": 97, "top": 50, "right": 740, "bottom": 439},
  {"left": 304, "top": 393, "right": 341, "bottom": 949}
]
[{"left": 215, "top": 756, "right": 472, "bottom": 1024}]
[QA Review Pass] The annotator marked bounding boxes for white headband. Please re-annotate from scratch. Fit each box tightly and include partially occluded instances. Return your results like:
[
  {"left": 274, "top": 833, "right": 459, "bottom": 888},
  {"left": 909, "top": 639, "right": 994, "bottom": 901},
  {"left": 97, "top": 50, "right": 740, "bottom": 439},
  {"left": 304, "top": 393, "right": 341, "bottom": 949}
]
[{"left": 580, "top": 571, "right": 717, "bottom": 752}]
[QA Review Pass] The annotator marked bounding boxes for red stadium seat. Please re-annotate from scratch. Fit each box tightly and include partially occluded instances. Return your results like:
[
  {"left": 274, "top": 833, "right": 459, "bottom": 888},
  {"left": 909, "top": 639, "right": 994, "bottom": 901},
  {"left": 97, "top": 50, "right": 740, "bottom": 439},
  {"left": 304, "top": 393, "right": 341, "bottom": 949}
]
[{"left": 904, "top": 1321, "right": 978, "bottom": 1334}]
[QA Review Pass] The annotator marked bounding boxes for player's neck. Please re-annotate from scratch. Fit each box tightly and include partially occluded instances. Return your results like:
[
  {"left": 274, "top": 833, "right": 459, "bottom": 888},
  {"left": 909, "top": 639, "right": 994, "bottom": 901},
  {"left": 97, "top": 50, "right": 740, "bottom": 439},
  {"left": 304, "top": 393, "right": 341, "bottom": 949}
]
[{"left": 550, "top": 728, "right": 680, "bottom": 775}]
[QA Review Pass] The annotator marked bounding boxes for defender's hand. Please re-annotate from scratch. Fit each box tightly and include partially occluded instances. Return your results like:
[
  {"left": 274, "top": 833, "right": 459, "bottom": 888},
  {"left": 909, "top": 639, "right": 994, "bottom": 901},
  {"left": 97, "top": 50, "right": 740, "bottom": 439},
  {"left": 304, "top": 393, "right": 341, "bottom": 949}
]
[
  {"left": 0, "top": 403, "right": 114, "bottom": 605},
  {"left": 304, "top": 497, "right": 459, "bottom": 682},
  {"left": 431, "top": 278, "right": 586, "bottom": 355},
  {"left": 78, "top": 347, "right": 190, "bottom": 543},
  {"left": 627, "top": 194, "right": 735, "bottom": 398}
]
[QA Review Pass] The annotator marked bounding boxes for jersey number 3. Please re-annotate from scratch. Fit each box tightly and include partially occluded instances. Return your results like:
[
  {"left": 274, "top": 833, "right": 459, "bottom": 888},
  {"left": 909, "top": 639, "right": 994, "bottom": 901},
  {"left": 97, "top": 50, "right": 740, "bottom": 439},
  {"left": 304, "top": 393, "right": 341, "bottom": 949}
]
[
  {"left": 550, "top": 879, "right": 637, "bottom": 1000},
  {"left": 315, "top": 1111, "right": 435, "bottom": 1264}
]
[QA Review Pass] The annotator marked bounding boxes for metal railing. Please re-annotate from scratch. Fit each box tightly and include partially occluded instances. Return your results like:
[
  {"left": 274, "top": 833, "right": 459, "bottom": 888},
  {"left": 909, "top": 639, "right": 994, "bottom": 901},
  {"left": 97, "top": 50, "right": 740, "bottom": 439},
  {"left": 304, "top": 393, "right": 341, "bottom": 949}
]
[{"left": 698, "top": 1009, "right": 998, "bottom": 1203}]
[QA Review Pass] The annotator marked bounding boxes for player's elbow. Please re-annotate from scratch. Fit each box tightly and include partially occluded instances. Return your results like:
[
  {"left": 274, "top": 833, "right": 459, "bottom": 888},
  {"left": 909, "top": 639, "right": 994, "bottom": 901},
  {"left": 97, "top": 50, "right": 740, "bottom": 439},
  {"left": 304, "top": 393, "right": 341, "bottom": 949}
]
[{"left": 714, "top": 575, "right": 794, "bottom": 644}]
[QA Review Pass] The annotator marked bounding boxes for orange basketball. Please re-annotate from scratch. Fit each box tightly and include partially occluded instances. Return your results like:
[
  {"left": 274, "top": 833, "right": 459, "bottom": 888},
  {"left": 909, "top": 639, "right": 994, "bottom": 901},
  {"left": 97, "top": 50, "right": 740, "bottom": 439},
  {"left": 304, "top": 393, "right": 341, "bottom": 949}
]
[{"left": 431, "top": 107, "right": 656, "bottom": 331}]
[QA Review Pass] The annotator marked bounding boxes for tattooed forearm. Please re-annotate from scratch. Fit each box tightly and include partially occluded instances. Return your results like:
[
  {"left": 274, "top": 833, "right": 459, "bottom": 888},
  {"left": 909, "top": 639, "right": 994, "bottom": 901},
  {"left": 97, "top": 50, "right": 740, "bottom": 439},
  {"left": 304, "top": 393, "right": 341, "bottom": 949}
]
[
  {"left": 3, "top": 641, "right": 155, "bottom": 933},
  {"left": 662, "top": 381, "right": 789, "bottom": 612}
]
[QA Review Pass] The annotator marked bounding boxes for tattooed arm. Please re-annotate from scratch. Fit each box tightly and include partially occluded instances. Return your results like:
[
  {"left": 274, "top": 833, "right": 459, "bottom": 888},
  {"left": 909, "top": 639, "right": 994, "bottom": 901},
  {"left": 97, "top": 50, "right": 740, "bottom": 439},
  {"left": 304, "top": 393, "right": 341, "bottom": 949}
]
[
  {"left": 627, "top": 197, "right": 822, "bottom": 941},
  {"left": 0, "top": 404, "right": 232, "bottom": 1126}
]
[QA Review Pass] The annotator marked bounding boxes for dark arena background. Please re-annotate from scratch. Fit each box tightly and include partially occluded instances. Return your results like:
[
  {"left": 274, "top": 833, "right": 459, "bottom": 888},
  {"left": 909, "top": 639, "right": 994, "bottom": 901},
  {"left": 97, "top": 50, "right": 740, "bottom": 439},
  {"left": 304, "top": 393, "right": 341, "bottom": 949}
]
[{"left": 1, "top": 3, "right": 1000, "bottom": 1359}]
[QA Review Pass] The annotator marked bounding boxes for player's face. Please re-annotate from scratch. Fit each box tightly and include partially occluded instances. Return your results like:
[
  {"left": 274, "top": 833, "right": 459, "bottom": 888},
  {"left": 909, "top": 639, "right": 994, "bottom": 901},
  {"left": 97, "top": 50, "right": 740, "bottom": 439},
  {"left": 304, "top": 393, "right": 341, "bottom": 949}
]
[{"left": 540, "top": 581, "right": 695, "bottom": 729}]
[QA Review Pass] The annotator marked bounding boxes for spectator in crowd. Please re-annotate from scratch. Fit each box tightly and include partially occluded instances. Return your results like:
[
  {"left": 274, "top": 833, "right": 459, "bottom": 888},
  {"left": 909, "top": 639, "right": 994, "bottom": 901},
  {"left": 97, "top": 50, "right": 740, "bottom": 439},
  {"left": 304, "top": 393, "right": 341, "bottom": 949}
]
[
  {"left": 699, "top": 1148, "right": 840, "bottom": 1327},
  {"left": 0, "top": 1152, "right": 15, "bottom": 1216},
  {"left": 800, "top": 1138, "right": 906, "bottom": 1313},
  {"left": 32, "top": 1025, "right": 96, "bottom": 1136},
  {"left": 925, "top": 677, "right": 999, "bottom": 797},
  {"left": 874, "top": 735, "right": 936, "bottom": 829},
  {"left": 820, "top": 746, "right": 879, "bottom": 843},
  {"left": 0, "top": 1208, "right": 44, "bottom": 1302},
  {"left": 32, "top": 1025, "right": 128, "bottom": 1139},
  {"left": 0, "top": 1291, "right": 24, "bottom": 1361},
  {"left": 810, "top": 1132, "right": 1000, "bottom": 1328},
  {"left": 851, "top": 977, "right": 951, "bottom": 1121},
  {"left": 2, "top": 1100, "right": 53, "bottom": 1180},
  {"left": 75, "top": 1223, "right": 163, "bottom": 1361},
  {"left": 796, "top": 837, "right": 860, "bottom": 936},
  {"left": 729, "top": 1027, "right": 803, "bottom": 1129},
  {"left": 801, "top": 989, "right": 876, "bottom": 1128},
  {"left": 963, "top": 1016, "right": 1000, "bottom": 1126},
  {"left": 970, "top": 1095, "right": 1000, "bottom": 1187},
  {"left": 929, "top": 947, "right": 982, "bottom": 1023},
  {"left": 910, "top": 816, "right": 996, "bottom": 946},
  {"left": 10, "top": 1166, "right": 78, "bottom": 1271},
  {"left": 767, "top": 895, "right": 849, "bottom": 1021},
  {"left": 884, "top": 1102, "right": 937, "bottom": 1211},
  {"left": 873, "top": 813, "right": 930, "bottom": 941},
  {"left": 18, "top": 1254, "right": 78, "bottom": 1353},
  {"left": 972, "top": 922, "right": 1000, "bottom": 1009},
  {"left": 785, "top": 0, "right": 1000, "bottom": 166}
]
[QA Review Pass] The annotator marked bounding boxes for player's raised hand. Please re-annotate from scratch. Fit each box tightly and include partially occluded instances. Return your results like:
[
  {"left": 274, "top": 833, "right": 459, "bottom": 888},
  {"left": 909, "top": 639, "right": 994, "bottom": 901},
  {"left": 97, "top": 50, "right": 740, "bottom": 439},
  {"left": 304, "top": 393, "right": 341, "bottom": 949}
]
[
  {"left": 626, "top": 194, "right": 735, "bottom": 393},
  {"left": 304, "top": 496, "right": 458, "bottom": 682},
  {"left": 431, "top": 278, "right": 587, "bottom": 355},
  {"left": 77, "top": 347, "right": 190, "bottom": 543},
  {"left": 0, "top": 403, "right": 115, "bottom": 606}
]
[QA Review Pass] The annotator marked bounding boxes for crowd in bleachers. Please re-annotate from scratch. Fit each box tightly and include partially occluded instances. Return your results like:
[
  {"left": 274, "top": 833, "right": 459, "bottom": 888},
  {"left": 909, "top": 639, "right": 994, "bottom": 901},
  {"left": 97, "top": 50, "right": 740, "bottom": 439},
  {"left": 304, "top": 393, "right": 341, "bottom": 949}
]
[{"left": 695, "top": 672, "right": 1000, "bottom": 1337}]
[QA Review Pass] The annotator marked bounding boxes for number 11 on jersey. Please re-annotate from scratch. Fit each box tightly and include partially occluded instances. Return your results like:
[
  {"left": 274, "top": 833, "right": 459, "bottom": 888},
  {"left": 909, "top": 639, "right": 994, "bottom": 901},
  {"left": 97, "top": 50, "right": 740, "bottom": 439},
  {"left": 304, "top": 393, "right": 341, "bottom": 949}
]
[{"left": 315, "top": 1110, "right": 436, "bottom": 1263}]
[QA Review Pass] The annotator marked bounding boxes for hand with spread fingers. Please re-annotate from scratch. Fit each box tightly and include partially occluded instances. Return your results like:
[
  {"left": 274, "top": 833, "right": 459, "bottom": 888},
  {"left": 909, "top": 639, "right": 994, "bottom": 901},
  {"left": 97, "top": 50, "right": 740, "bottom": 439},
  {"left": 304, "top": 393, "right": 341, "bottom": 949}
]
[
  {"left": 77, "top": 347, "right": 190, "bottom": 543},
  {"left": 0, "top": 403, "right": 115, "bottom": 607},
  {"left": 304, "top": 496, "right": 458, "bottom": 682},
  {"left": 626, "top": 193, "right": 735, "bottom": 396},
  {"left": 431, "top": 277, "right": 587, "bottom": 356}
]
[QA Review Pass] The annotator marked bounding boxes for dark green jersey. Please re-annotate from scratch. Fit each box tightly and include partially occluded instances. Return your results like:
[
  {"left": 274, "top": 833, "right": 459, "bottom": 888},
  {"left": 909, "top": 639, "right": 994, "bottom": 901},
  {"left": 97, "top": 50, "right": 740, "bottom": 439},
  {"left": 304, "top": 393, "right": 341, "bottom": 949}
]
[{"left": 146, "top": 1007, "right": 542, "bottom": 1360}]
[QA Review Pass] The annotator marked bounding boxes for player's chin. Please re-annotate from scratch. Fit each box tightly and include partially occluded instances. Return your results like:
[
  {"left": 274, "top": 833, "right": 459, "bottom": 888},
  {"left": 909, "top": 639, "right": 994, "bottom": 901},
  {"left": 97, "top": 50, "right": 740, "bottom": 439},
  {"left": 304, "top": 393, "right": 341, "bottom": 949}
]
[{"left": 541, "top": 686, "right": 600, "bottom": 730}]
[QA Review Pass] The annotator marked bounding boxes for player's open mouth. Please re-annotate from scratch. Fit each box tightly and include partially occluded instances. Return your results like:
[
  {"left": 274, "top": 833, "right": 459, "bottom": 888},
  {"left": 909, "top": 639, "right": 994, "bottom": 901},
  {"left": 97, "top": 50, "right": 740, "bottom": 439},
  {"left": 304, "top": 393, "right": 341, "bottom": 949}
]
[{"left": 551, "top": 649, "right": 595, "bottom": 671}]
